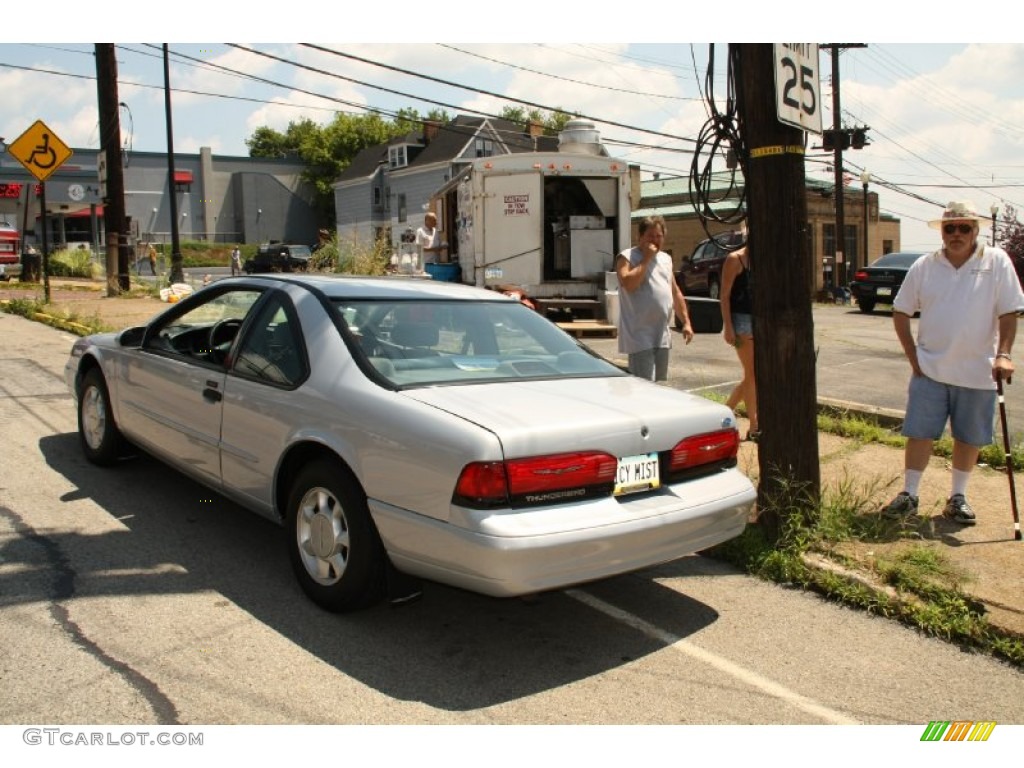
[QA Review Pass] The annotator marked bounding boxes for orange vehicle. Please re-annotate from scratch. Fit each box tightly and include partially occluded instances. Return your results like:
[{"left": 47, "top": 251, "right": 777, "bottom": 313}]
[{"left": 0, "top": 221, "right": 22, "bottom": 282}]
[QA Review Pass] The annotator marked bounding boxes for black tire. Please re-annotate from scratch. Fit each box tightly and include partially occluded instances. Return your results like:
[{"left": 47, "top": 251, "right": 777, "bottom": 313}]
[
  {"left": 857, "top": 299, "right": 876, "bottom": 314},
  {"left": 708, "top": 278, "right": 720, "bottom": 300},
  {"left": 286, "top": 458, "right": 386, "bottom": 612},
  {"left": 77, "top": 367, "right": 124, "bottom": 466}
]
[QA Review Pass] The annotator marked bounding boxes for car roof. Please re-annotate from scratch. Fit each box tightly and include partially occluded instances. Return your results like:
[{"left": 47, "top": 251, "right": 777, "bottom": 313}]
[{"left": 226, "top": 273, "right": 516, "bottom": 302}]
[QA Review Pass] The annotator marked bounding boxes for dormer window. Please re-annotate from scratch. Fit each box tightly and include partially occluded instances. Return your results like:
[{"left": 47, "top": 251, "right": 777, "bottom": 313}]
[
  {"left": 388, "top": 146, "right": 408, "bottom": 169},
  {"left": 475, "top": 139, "right": 494, "bottom": 158}
]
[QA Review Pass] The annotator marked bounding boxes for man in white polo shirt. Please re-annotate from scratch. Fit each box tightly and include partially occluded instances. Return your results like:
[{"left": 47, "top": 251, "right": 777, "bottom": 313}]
[{"left": 883, "top": 201, "right": 1024, "bottom": 525}]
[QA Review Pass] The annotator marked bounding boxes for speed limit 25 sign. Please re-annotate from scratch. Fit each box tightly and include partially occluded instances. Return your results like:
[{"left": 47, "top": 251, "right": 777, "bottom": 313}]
[{"left": 774, "top": 44, "right": 822, "bottom": 135}]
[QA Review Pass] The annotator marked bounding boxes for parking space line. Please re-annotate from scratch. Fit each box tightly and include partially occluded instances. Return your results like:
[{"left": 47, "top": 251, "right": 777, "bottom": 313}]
[{"left": 567, "top": 589, "right": 859, "bottom": 725}]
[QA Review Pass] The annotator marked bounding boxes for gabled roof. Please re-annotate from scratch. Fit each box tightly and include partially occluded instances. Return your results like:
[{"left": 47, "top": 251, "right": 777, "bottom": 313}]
[
  {"left": 336, "top": 144, "right": 387, "bottom": 183},
  {"left": 335, "top": 115, "right": 543, "bottom": 182}
]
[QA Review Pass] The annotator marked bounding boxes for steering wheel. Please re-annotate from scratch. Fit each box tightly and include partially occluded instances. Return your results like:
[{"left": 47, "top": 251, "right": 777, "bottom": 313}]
[{"left": 208, "top": 317, "right": 244, "bottom": 357}]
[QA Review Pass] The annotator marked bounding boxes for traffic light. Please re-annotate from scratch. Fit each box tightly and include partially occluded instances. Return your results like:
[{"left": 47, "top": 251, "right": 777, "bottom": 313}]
[
  {"left": 851, "top": 128, "right": 870, "bottom": 149},
  {"left": 822, "top": 129, "right": 854, "bottom": 152}
]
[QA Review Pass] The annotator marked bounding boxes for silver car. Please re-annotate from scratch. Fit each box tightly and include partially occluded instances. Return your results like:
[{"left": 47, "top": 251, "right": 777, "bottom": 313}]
[{"left": 64, "top": 275, "right": 755, "bottom": 611}]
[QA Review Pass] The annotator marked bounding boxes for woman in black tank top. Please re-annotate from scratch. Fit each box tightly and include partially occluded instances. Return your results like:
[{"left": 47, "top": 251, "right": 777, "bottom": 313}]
[{"left": 720, "top": 246, "right": 758, "bottom": 440}]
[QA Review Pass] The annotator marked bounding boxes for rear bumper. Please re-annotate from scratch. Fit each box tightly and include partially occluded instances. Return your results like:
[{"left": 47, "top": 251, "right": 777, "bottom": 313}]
[
  {"left": 849, "top": 283, "right": 896, "bottom": 301},
  {"left": 370, "top": 467, "right": 755, "bottom": 597}
]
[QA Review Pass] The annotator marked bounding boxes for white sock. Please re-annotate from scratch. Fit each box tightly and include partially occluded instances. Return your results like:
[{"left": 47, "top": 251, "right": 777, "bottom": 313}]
[
  {"left": 904, "top": 469, "right": 924, "bottom": 497},
  {"left": 951, "top": 469, "right": 971, "bottom": 498}
]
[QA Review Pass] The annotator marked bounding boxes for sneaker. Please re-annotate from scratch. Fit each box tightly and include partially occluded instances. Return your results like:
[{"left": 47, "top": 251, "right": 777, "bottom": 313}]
[
  {"left": 943, "top": 494, "right": 977, "bottom": 526},
  {"left": 882, "top": 491, "right": 919, "bottom": 520}
]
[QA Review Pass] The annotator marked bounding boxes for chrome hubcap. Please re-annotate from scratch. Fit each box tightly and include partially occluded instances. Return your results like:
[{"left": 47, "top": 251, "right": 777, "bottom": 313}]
[
  {"left": 82, "top": 385, "right": 106, "bottom": 450},
  {"left": 296, "top": 487, "right": 350, "bottom": 586}
]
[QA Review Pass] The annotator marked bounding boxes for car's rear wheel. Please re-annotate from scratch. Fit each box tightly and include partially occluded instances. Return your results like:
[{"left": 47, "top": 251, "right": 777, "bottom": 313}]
[
  {"left": 708, "top": 278, "right": 720, "bottom": 300},
  {"left": 286, "top": 459, "right": 386, "bottom": 612},
  {"left": 78, "top": 367, "right": 124, "bottom": 466},
  {"left": 857, "top": 299, "right": 876, "bottom": 314}
]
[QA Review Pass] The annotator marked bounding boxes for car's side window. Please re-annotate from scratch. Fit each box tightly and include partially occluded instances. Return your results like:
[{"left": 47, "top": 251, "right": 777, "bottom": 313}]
[
  {"left": 232, "top": 293, "right": 307, "bottom": 387},
  {"left": 145, "top": 289, "right": 263, "bottom": 367}
]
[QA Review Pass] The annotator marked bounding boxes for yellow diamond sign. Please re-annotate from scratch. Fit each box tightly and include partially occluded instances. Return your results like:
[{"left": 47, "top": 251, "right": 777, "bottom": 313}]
[{"left": 8, "top": 119, "right": 74, "bottom": 182}]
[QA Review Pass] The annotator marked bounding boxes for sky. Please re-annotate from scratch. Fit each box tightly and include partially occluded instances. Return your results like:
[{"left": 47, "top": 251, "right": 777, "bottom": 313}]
[{"left": 2, "top": 5, "right": 1024, "bottom": 256}]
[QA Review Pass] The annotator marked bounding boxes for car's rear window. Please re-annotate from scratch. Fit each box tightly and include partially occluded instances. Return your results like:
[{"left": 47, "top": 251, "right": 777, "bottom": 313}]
[
  {"left": 871, "top": 252, "right": 924, "bottom": 269},
  {"left": 332, "top": 298, "right": 624, "bottom": 387}
]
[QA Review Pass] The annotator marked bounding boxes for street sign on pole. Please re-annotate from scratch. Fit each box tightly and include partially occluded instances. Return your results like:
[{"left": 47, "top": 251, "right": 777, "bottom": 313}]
[
  {"left": 774, "top": 44, "right": 823, "bottom": 135},
  {"left": 7, "top": 119, "right": 73, "bottom": 182}
]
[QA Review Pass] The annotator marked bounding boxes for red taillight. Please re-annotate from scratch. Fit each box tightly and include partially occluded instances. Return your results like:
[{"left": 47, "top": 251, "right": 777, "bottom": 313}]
[
  {"left": 454, "top": 451, "right": 617, "bottom": 508},
  {"left": 853, "top": 270, "right": 868, "bottom": 281},
  {"left": 669, "top": 429, "right": 739, "bottom": 473},
  {"left": 454, "top": 462, "right": 509, "bottom": 507}
]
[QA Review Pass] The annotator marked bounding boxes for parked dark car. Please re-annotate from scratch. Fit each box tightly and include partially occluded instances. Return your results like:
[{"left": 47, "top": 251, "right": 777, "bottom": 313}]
[
  {"left": 244, "top": 242, "right": 312, "bottom": 274},
  {"left": 849, "top": 251, "right": 926, "bottom": 314},
  {"left": 675, "top": 230, "right": 745, "bottom": 301}
]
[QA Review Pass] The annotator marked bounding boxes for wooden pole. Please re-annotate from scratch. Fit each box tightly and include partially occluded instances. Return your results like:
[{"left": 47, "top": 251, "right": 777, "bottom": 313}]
[{"left": 733, "top": 44, "right": 821, "bottom": 539}]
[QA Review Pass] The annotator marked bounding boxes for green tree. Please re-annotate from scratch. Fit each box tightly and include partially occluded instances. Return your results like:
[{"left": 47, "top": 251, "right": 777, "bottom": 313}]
[
  {"left": 246, "top": 110, "right": 448, "bottom": 228},
  {"left": 499, "top": 106, "right": 575, "bottom": 134},
  {"left": 245, "top": 126, "right": 294, "bottom": 158},
  {"left": 998, "top": 204, "right": 1024, "bottom": 286}
]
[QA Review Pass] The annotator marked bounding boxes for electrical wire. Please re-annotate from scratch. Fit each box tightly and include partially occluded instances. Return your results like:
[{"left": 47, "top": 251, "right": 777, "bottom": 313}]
[{"left": 687, "top": 44, "right": 746, "bottom": 244}]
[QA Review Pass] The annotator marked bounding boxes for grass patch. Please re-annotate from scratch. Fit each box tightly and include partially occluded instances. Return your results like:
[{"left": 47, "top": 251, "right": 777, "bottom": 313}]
[
  {"left": 707, "top": 481, "right": 1024, "bottom": 667},
  {"left": 0, "top": 296, "right": 111, "bottom": 335}
]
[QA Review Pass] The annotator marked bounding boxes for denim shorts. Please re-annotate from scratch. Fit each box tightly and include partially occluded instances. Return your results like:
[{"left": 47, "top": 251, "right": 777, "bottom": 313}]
[
  {"left": 902, "top": 374, "right": 996, "bottom": 447},
  {"left": 731, "top": 312, "right": 753, "bottom": 337}
]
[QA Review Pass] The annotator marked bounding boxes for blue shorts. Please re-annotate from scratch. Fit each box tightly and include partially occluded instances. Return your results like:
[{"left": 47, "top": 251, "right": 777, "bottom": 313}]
[
  {"left": 731, "top": 312, "right": 753, "bottom": 337},
  {"left": 902, "top": 374, "right": 996, "bottom": 447}
]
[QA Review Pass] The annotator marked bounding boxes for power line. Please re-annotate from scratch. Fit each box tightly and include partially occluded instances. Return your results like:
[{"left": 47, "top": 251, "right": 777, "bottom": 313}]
[
  {"left": 294, "top": 44, "right": 699, "bottom": 147},
  {"left": 437, "top": 43, "right": 701, "bottom": 101}
]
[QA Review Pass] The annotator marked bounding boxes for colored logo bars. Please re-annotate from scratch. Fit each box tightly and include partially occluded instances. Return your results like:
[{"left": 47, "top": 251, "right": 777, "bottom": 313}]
[{"left": 920, "top": 721, "right": 996, "bottom": 742}]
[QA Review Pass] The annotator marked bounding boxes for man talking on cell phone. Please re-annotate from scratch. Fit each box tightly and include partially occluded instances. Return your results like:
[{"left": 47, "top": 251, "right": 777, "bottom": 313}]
[{"left": 882, "top": 201, "right": 1024, "bottom": 526}]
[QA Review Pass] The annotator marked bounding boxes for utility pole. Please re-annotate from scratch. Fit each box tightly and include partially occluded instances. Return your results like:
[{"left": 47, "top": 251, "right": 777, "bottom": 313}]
[
  {"left": 733, "top": 44, "right": 820, "bottom": 539},
  {"left": 94, "top": 44, "right": 129, "bottom": 294},
  {"left": 163, "top": 44, "right": 184, "bottom": 284},
  {"left": 821, "top": 43, "right": 866, "bottom": 282}
]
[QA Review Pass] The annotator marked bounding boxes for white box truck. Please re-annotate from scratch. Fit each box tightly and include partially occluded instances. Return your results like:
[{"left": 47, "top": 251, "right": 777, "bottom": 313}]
[{"left": 430, "top": 121, "right": 638, "bottom": 316}]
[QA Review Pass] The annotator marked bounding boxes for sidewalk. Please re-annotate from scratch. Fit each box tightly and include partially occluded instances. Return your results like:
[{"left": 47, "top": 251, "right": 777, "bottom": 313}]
[{"left": 4, "top": 277, "right": 1024, "bottom": 640}]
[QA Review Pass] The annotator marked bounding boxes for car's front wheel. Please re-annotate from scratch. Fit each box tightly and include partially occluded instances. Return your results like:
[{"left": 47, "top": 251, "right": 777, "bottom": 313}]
[
  {"left": 78, "top": 367, "right": 124, "bottom": 465},
  {"left": 857, "top": 299, "right": 876, "bottom": 314},
  {"left": 286, "top": 459, "right": 386, "bottom": 612}
]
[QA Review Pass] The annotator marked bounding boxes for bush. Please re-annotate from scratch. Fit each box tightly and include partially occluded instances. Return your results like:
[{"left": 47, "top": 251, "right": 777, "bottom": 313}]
[
  {"left": 311, "top": 232, "right": 389, "bottom": 276},
  {"left": 47, "top": 248, "right": 101, "bottom": 278}
]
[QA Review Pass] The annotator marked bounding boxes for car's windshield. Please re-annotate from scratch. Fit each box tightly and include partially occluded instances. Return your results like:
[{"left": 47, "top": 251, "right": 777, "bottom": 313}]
[
  {"left": 871, "top": 252, "right": 923, "bottom": 269},
  {"left": 332, "top": 298, "right": 624, "bottom": 387}
]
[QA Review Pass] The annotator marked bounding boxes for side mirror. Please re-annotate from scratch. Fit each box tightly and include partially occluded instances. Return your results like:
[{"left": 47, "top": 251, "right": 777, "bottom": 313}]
[{"left": 118, "top": 326, "right": 145, "bottom": 347}]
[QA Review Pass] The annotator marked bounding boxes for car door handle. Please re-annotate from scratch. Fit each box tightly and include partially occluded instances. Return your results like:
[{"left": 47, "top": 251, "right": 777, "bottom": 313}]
[{"left": 203, "top": 380, "right": 222, "bottom": 403}]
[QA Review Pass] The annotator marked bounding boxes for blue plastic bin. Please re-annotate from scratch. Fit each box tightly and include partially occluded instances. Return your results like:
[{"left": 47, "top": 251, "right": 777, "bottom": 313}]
[{"left": 424, "top": 263, "right": 461, "bottom": 282}]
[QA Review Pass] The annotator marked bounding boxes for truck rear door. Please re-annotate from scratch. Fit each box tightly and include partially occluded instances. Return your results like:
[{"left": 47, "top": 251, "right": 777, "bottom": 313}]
[{"left": 480, "top": 172, "right": 543, "bottom": 288}]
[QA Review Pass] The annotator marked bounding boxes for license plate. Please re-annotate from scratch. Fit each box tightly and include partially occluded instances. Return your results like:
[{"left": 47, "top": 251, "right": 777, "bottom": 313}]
[
  {"left": 614, "top": 452, "right": 660, "bottom": 496},
  {"left": 876, "top": 287, "right": 892, "bottom": 297}
]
